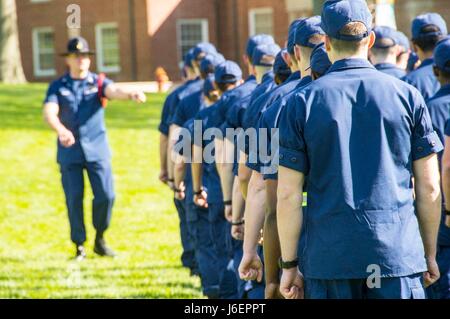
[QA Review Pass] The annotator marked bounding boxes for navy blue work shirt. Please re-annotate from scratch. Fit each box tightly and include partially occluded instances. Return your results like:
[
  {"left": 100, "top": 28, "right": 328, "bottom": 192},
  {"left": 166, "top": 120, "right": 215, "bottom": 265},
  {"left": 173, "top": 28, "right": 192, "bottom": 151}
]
[
  {"left": 430, "top": 84, "right": 450, "bottom": 246},
  {"left": 171, "top": 90, "right": 205, "bottom": 128},
  {"left": 278, "top": 58, "right": 443, "bottom": 279},
  {"left": 403, "top": 58, "right": 441, "bottom": 101},
  {"left": 44, "top": 72, "right": 113, "bottom": 165},
  {"left": 242, "top": 72, "right": 277, "bottom": 131},
  {"left": 374, "top": 63, "right": 406, "bottom": 79}
]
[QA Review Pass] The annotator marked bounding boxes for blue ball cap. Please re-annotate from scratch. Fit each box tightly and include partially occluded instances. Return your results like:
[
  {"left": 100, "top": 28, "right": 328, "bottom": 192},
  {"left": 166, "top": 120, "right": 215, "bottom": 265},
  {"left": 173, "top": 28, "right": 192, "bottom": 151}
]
[
  {"left": 214, "top": 60, "right": 243, "bottom": 84},
  {"left": 200, "top": 53, "right": 226, "bottom": 74},
  {"left": 396, "top": 31, "right": 410, "bottom": 52},
  {"left": 287, "top": 19, "right": 304, "bottom": 54},
  {"left": 203, "top": 74, "right": 216, "bottom": 96},
  {"left": 309, "top": 43, "right": 332, "bottom": 75},
  {"left": 193, "top": 42, "right": 217, "bottom": 60},
  {"left": 246, "top": 34, "right": 275, "bottom": 60},
  {"left": 321, "top": 0, "right": 373, "bottom": 41},
  {"left": 252, "top": 43, "right": 281, "bottom": 67},
  {"left": 273, "top": 49, "right": 292, "bottom": 76},
  {"left": 434, "top": 37, "right": 450, "bottom": 73},
  {"left": 183, "top": 48, "right": 195, "bottom": 68},
  {"left": 294, "top": 16, "right": 325, "bottom": 48},
  {"left": 412, "top": 13, "right": 447, "bottom": 40},
  {"left": 373, "top": 26, "right": 398, "bottom": 48}
]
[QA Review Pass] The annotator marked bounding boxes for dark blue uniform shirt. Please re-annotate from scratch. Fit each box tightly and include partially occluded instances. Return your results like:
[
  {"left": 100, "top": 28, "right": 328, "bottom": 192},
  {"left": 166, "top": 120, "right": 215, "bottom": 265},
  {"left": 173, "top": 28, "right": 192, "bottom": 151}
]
[
  {"left": 171, "top": 90, "right": 204, "bottom": 127},
  {"left": 403, "top": 58, "right": 441, "bottom": 101},
  {"left": 279, "top": 59, "right": 443, "bottom": 279},
  {"left": 430, "top": 84, "right": 450, "bottom": 246},
  {"left": 374, "top": 63, "right": 407, "bottom": 79},
  {"left": 44, "top": 72, "right": 113, "bottom": 165}
]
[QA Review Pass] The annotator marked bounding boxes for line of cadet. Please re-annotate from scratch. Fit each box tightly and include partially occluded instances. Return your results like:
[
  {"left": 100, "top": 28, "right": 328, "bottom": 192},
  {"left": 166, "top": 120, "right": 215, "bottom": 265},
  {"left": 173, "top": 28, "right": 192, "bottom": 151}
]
[{"left": 159, "top": 0, "right": 450, "bottom": 299}]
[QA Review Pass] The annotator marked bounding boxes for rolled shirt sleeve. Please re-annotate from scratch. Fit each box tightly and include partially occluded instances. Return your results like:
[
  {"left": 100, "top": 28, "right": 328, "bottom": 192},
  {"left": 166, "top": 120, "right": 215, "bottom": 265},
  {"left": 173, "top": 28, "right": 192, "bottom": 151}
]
[
  {"left": 44, "top": 81, "right": 59, "bottom": 104},
  {"left": 411, "top": 98, "right": 444, "bottom": 161},
  {"left": 278, "top": 93, "right": 310, "bottom": 174}
]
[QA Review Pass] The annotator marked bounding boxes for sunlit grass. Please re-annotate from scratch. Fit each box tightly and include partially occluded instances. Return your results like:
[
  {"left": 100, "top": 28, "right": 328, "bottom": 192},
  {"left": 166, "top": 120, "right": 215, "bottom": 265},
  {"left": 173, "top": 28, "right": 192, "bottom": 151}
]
[{"left": 0, "top": 84, "right": 202, "bottom": 298}]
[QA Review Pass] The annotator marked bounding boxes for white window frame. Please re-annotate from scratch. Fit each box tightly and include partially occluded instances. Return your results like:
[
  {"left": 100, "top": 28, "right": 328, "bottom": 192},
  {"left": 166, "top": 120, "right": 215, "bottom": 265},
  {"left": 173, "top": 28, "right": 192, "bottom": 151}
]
[
  {"left": 248, "top": 7, "right": 274, "bottom": 36},
  {"left": 32, "top": 27, "right": 56, "bottom": 77},
  {"left": 95, "top": 22, "right": 121, "bottom": 73},
  {"left": 176, "top": 19, "right": 209, "bottom": 62}
]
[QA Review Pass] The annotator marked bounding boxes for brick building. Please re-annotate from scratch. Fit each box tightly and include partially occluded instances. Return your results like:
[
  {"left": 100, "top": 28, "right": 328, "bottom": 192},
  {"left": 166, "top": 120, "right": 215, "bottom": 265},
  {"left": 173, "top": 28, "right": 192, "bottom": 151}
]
[{"left": 16, "top": 0, "right": 450, "bottom": 83}]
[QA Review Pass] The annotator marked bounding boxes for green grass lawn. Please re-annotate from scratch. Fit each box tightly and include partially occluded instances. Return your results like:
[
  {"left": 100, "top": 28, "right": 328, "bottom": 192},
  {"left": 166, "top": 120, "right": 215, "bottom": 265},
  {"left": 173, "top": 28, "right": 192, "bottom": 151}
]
[{"left": 0, "top": 84, "right": 203, "bottom": 298}]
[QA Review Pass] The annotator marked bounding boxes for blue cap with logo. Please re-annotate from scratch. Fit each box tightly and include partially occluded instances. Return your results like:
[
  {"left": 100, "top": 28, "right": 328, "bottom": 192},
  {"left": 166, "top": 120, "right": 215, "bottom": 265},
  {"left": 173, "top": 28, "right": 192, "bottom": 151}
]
[
  {"left": 287, "top": 19, "right": 304, "bottom": 54},
  {"left": 215, "top": 60, "right": 243, "bottom": 84},
  {"left": 412, "top": 13, "right": 447, "bottom": 40},
  {"left": 203, "top": 74, "right": 217, "bottom": 96},
  {"left": 246, "top": 34, "right": 275, "bottom": 61},
  {"left": 273, "top": 49, "right": 292, "bottom": 76},
  {"left": 321, "top": 0, "right": 373, "bottom": 41},
  {"left": 61, "top": 37, "right": 95, "bottom": 56},
  {"left": 200, "top": 53, "right": 226, "bottom": 74},
  {"left": 193, "top": 43, "right": 217, "bottom": 60},
  {"left": 295, "top": 16, "right": 325, "bottom": 48},
  {"left": 184, "top": 48, "right": 195, "bottom": 68},
  {"left": 396, "top": 30, "right": 410, "bottom": 52},
  {"left": 252, "top": 43, "right": 281, "bottom": 67},
  {"left": 309, "top": 43, "right": 332, "bottom": 75},
  {"left": 373, "top": 26, "right": 398, "bottom": 48},
  {"left": 434, "top": 37, "right": 450, "bottom": 73}
]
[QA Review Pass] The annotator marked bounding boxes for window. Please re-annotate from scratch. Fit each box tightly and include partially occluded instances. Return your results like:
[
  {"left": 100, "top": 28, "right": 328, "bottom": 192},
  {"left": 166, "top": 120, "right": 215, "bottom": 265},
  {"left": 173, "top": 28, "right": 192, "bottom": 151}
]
[
  {"left": 95, "top": 23, "right": 121, "bottom": 73},
  {"left": 32, "top": 27, "right": 56, "bottom": 77},
  {"left": 177, "top": 19, "right": 209, "bottom": 62},
  {"left": 249, "top": 8, "right": 274, "bottom": 36}
]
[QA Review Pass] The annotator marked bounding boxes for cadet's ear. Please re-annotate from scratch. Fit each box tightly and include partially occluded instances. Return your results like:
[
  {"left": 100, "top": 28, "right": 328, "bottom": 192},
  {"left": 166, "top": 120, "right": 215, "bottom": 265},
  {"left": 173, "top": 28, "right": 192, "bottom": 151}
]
[{"left": 367, "top": 31, "right": 376, "bottom": 49}]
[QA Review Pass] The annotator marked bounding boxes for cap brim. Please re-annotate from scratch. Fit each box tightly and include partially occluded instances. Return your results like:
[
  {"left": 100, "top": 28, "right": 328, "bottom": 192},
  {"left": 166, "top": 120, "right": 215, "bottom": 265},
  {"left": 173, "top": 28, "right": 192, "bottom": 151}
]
[{"left": 60, "top": 51, "right": 96, "bottom": 56}]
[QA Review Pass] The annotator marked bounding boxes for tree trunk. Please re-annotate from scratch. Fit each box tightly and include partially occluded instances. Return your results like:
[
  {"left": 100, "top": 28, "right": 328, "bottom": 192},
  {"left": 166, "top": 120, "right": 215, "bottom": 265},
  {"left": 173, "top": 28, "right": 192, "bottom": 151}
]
[{"left": 0, "top": 0, "right": 26, "bottom": 83}]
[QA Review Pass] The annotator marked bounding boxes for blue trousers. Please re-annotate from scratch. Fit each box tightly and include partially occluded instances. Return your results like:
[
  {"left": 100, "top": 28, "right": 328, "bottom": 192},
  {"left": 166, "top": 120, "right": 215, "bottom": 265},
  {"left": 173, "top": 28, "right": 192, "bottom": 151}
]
[
  {"left": 305, "top": 273, "right": 426, "bottom": 299},
  {"left": 187, "top": 203, "right": 220, "bottom": 298},
  {"left": 174, "top": 198, "right": 196, "bottom": 271},
  {"left": 60, "top": 160, "right": 115, "bottom": 245},
  {"left": 208, "top": 203, "right": 238, "bottom": 299}
]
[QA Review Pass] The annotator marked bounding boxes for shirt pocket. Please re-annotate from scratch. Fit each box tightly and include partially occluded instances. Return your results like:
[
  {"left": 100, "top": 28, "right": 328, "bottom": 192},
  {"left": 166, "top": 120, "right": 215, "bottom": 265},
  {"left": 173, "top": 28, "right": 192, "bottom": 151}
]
[{"left": 355, "top": 208, "right": 401, "bottom": 227}]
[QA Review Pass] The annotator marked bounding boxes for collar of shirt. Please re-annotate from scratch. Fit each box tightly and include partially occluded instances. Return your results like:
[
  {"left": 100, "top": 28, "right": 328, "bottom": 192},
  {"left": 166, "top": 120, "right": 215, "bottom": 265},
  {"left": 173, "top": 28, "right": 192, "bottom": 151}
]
[
  {"left": 418, "top": 58, "right": 434, "bottom": 69},
  {"left": 296, "top": 75, "right": 312, "bottom": 89},
  {"left": 374, "top": 62, "right": 398, "bottom": 70},
  {"left": 262, "top": 71, "right": 274, "bottom": 83},
  {"left": 285, "top": 70, "right": 301, "bottom": 83},
  {"left": 328, "top": 58, "right": 375, "bottom": 73},
  {"left": 436, "top": 83, "right": 450, "bottom": 96},
  {"left": 246, "top": 74, "right": 256, "bottom": 82}
]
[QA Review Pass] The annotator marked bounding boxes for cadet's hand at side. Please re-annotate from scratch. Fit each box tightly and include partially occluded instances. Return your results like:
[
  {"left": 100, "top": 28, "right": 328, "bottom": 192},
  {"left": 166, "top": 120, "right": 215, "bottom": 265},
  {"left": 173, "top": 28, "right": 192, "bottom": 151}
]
[
  {"left": 58, "top": 128, "right": 75, "bottom": 148},
  {"left": 224, "top": 204, "right": 233, "bottom": 223},
  {"left": 193, "top": 189, "right": 208, "bottom": 209},
  {"left": 280, "top": 268, "right": 304, "bottom": 299},
  {"left": 239, "top": 253, "right": 263, "bottom": 282},
  {"left": 424, "top": 257, "right": 440, "bottom": 288},
  {"left": 231, "top": 224, "right": 244, "bottom": 241}
]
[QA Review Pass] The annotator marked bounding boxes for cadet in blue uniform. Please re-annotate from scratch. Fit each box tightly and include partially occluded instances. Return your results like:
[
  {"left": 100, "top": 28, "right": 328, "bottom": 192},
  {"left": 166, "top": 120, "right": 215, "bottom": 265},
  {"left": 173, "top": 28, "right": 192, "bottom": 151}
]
[
  {"left": 192, "top": 61, "right": 244, "bottom": 299},
  {"left": 173, "top": 75, "right": 222, "bottom": 298},
  {"left": 239, "top": 17, "right": 325, "bottom": 299},
  {"left": 431, "top": 38, "right": 450, "bottom": 299},
  {"left": 403, "top": 13, "right": 448, "bottom": 100},
  {"left": 277, "top": 0, "right": 443, "bottom": 299},
  {"left": 159, "top": 48, "right": 199, "bottom": 274},
  {"left": 370, "top": 26, "right": 406, "bottom": 79},
  {"left": 43, "top": 37, "right": 146, "bottom": 259}
]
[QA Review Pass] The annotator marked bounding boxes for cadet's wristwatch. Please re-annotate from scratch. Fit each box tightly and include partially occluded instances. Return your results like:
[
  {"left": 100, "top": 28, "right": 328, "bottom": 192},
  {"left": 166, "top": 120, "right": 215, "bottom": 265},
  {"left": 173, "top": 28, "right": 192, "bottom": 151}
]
[
  {"left": 445, "top": 209, "right": 450, "bottom": 216},
  {"left": 279, "top": 258, "right": 299, "bottom": 270}
]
